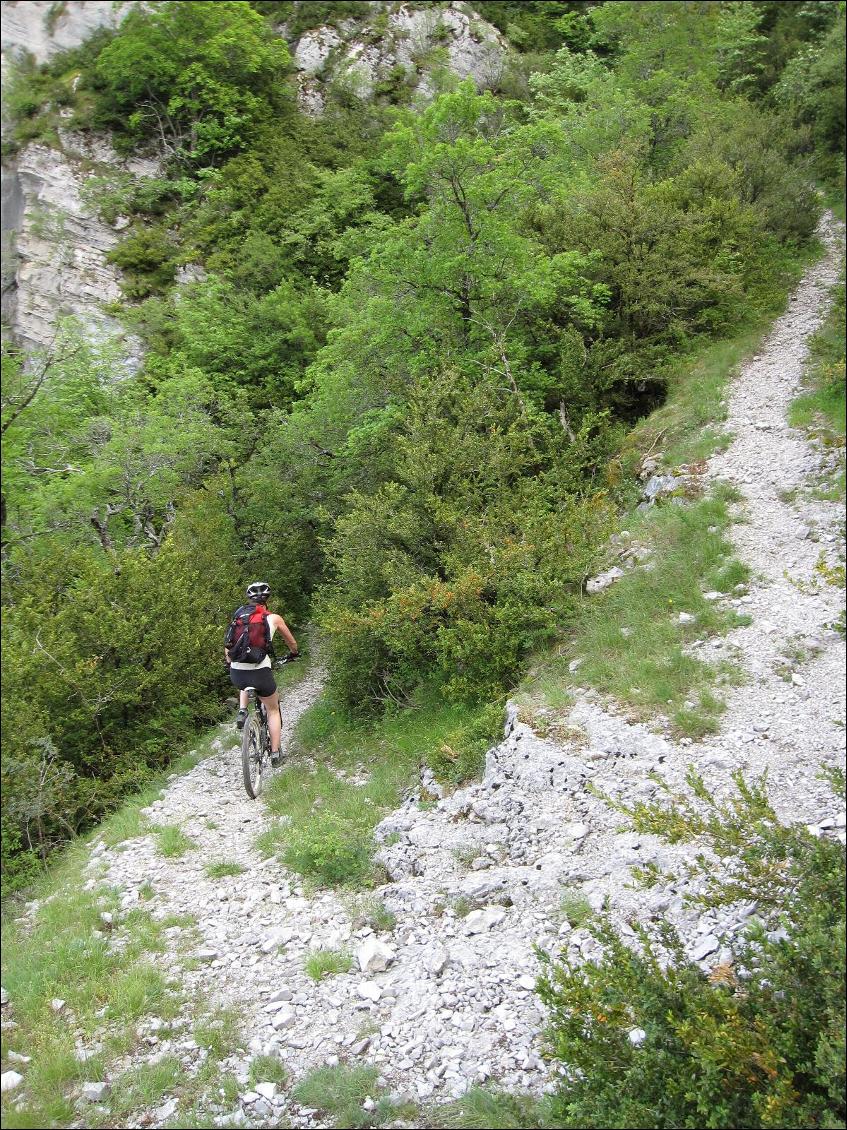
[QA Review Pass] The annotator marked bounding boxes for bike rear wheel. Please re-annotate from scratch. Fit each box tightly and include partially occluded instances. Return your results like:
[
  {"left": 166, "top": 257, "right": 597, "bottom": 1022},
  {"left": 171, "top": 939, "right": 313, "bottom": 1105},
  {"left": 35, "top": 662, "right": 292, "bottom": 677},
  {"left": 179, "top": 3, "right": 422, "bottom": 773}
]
[{"left": 241, "top": 715, "right": 267, "bottom": 799}]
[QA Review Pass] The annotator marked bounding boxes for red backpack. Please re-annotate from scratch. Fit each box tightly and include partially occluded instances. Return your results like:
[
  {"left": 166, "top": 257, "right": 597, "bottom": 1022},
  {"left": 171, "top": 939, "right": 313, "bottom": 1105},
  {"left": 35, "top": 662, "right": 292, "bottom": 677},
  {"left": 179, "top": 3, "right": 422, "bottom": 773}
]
[{"left": 225, "top": 603, "right": 271, "bottom": 664}]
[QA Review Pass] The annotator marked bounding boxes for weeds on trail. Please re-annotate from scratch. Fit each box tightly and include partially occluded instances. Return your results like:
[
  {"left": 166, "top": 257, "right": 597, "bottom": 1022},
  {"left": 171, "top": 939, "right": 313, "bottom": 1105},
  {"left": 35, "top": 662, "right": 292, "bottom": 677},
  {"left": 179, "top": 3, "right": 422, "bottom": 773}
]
[
  {"left": 249, "top": 1055, "right": 288, "bottom": 1087},
  {"left": 205, "top": 860, "right": 246, "bottom": 878},
  {"left": 557, "top": 891, "right": 594, "bottom": 928},
  {"left": 304, "top": 948, "right": 353, "bottom": 981},
  {"left": 194, "top": 1007, "right": 243, "bottom": 1057},
  {"left": 292, "top": 1065, "right": 416, "bottom": 1128},
  {"left": 344, "top": 893, "right": 396, "bottom": 932},
  {"left": 433, "top": 1087, "right": 555, "bottom": 1128},
  {"left": 152, "top": 823, "right": 197, "bottom": 858}
]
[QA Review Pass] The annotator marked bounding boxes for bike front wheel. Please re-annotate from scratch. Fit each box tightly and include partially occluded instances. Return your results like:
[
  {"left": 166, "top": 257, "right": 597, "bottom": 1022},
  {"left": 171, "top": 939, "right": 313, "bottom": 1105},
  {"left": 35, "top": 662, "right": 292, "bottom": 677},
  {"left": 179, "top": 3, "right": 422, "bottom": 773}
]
[{"left": 241, "top": 715, "right": 267, "bottom": 799}]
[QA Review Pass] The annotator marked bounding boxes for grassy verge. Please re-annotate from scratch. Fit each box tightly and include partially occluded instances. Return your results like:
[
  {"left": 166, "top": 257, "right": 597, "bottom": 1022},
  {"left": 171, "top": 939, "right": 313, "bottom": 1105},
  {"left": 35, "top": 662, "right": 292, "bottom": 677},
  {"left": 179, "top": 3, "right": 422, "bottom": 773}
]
[
  {"left": 788, "top": 265, "right": 846, "bottom": 503},
  {"left": 257, "top": 692, "right": 502, "bottom": 888},
  {"left": 430, "top": 1087, "right": 555, "bottom": 1129},
  {"left": 518, "top": 487, "right": 749, "bottom": 738},
  {"left": 291, "top": 1065, "right": 417, "bottom": 1129},
  {"left": 0, "top": 841, "right": 184, "bottom": 1127}
]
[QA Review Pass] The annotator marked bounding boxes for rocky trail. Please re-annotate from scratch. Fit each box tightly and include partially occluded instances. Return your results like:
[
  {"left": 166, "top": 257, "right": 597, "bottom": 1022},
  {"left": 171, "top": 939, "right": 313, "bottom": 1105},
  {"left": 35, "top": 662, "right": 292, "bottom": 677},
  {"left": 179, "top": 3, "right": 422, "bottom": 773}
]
[{"left": 13, "top": 215, "right": 845, "bottom": 1129}]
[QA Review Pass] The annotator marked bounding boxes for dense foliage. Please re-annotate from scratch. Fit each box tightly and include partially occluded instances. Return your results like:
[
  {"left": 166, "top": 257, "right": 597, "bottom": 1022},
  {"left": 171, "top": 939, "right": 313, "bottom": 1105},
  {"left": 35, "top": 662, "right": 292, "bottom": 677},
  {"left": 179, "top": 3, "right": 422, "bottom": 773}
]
[
  {"left": 2, "top": 0, "right": 844, "bottom": 886},
  {"left": 538, "top": 770, "right": 846, "bottom": 1129}
]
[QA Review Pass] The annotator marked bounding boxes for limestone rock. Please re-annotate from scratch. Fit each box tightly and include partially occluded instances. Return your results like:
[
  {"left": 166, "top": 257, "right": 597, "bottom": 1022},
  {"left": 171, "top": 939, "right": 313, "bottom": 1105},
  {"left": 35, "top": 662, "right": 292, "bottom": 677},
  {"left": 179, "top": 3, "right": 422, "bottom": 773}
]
[
  {"left": 357, "top": 938, "right": 395, "bottom": 974},
  {"left": 586, "top": 566, "right": 625, "bottom": 594},
  {"left": 81, "top": 1080, "right": 110, "bottom": 1102},
  {"left": 465, "top": 907, "right": 506, "bottom": 934}
]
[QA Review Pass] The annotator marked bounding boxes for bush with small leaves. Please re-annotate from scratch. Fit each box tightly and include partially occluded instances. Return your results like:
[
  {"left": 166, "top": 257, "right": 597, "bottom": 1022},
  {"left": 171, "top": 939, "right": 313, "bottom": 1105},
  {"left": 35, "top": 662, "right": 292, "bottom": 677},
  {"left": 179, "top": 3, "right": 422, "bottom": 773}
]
[{"left": 537, "top": 768, "right": 846, "bottom": 1129}]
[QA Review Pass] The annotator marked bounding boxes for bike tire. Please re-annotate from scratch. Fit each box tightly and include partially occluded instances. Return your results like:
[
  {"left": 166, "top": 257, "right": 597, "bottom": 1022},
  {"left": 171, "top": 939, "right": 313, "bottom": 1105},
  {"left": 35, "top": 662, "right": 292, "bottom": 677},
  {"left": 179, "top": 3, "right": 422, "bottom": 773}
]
[{"left": 241, "top": 715, "right": 265, "bottom": 799}]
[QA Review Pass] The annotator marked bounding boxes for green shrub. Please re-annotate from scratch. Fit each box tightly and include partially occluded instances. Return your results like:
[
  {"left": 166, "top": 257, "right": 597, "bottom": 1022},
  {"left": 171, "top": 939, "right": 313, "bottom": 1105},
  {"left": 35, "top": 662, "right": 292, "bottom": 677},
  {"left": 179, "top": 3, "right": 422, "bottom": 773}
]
[
  {"left": 282, "top": 808, "right": 373, "bottom": 887},
  {"left": 426, "top": 701, "right": 505, "bottom": 786},
  {"left": 320, "top": 372, "right": 617, "bottom": 712},
  {"left": 537, "top": 769, "right": 846, "bottom": 1129},
  {"left": 106, "top": 226, "right": 179, "bottom": 298}
]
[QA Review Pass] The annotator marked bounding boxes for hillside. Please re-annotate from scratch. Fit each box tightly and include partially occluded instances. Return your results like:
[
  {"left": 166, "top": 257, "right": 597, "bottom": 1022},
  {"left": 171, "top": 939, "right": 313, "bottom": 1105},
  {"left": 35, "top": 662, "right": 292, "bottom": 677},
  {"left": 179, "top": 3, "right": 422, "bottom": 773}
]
[{"left": 1, "top": 3, "right": 845, "bottom": 1128}]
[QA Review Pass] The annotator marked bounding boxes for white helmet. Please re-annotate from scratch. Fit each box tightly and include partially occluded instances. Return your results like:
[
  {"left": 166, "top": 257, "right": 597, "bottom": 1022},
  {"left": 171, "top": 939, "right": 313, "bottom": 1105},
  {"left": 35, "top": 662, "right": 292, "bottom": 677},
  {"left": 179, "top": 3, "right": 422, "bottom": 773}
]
[{"left": 246, "top": 580, "right": 271, "bottom": 603}]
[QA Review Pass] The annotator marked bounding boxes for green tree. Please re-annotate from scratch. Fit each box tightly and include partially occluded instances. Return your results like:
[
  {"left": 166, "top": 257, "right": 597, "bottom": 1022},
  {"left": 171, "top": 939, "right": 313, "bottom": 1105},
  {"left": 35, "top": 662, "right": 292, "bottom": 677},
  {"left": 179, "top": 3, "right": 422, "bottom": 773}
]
[{"left": 92, "top": 0, "right": 292, "bottom": 165}]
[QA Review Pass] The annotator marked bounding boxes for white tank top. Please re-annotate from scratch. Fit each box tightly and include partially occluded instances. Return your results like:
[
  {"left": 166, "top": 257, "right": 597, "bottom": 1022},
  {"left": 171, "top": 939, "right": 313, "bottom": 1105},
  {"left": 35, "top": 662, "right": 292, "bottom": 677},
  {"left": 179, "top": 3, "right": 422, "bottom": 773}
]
[{"left": 230, "top": 618, "right": 277, "bottom": 670}]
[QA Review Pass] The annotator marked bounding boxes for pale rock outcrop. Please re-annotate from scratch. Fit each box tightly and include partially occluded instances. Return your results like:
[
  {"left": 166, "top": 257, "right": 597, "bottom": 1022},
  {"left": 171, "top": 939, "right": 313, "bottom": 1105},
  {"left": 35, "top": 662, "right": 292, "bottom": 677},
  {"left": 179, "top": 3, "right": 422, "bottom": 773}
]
[
  {"left": 4, "top": 131, "right": 157, "bottom": 365},
  {"left": 2, "top": 1, "right": 142, "bottom": 362},
  {"left": 294, "top": 2, "right": 509, "bottom": 114},
  {"left": 1, "top": 0, "right": 130, "bottom": 76}
]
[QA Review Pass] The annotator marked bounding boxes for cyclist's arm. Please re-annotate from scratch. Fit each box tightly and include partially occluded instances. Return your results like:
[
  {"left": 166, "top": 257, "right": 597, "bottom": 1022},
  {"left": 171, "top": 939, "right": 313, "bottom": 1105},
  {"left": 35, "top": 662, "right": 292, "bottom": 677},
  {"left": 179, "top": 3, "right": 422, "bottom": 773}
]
[{"left": 271, "top": 614, "right": 299, "bottom": 655}]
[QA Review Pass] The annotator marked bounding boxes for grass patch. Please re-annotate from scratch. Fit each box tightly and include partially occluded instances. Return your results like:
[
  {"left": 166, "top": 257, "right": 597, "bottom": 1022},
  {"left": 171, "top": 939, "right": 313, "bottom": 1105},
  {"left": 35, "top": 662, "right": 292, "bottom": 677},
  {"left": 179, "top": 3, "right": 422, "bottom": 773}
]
[
  {"left": 259, "top": 691, "right": 501, "bottom": 887},
  {"left": 432, "top": 1087, "right": 555, "bottom": 1128},
  {"left": 558, "top": 891, "right": 594, "bottom": 928},
  {"left": 204, "top": 861, "right": 246, "bottom": 879},
  {"left": 520, "top": 490, "right": 749, "bottom": 737},
  {"left": 194, "top": 1006, "right": 243, "bottom": 1058},
  {"left": 304, "top": 948, "right": 353, "bottom": 981},
  {"left": 292, "top": 1065, "right": 413, "bottom": 1128},
  {"left": 248, "top": 1054, "right": 288, "bottom": 1086},
  {"left": 0, "top": 842, "right": 184, "bottom": 1128},
  {"left": 152, "top": 824, "right": 197, "bottom": 858}
]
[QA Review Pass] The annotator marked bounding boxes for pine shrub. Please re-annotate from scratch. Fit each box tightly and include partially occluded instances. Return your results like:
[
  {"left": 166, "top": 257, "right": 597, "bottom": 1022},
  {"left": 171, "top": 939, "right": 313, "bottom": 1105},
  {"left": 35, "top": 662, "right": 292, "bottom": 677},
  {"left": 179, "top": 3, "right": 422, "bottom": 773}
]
[{"left": 537, "top": 769, "right": 846, "bottom": 1129}]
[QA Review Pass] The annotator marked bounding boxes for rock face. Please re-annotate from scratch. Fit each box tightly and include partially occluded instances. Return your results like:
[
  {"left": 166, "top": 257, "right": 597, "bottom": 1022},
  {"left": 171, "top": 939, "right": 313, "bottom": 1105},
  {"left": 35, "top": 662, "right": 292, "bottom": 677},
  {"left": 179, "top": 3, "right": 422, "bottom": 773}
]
[
  {"left": 2, "top": 133, "right": 156, "bottom": 365},
  {"left": 293, "top": 2, "right": 509, "bottom": 114},
  {"left": 0, "top": 1, "right": 129, "bottom": 76},
  {"left": 2, "top": 2, "right": 142, "bottom": 362}
]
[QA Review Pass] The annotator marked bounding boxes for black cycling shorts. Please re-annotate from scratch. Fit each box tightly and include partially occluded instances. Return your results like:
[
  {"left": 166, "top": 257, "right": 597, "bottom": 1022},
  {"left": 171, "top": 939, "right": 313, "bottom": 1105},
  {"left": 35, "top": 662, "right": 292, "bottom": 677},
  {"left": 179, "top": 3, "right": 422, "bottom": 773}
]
[{"left": 229, "top": 666, "right": 277, "bottom": 698}]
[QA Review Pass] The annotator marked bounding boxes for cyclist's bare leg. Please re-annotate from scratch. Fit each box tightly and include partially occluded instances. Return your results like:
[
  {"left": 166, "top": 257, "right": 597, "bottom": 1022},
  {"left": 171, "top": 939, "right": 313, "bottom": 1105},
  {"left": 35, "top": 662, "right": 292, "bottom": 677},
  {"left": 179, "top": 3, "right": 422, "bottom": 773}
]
[
  {"left": 259, "top": 691, "right": 281, "bottom": 753},
  {"left": 239, "top": 689, "right": 248, "bottom": 709}
]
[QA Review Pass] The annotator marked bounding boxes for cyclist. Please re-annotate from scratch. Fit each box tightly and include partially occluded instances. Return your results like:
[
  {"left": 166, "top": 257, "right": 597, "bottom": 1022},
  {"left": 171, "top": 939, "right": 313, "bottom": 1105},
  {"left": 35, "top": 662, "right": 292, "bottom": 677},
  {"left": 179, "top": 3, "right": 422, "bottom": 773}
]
[{"left": 225, "top": 581, "right": 299, "bottom": 767}]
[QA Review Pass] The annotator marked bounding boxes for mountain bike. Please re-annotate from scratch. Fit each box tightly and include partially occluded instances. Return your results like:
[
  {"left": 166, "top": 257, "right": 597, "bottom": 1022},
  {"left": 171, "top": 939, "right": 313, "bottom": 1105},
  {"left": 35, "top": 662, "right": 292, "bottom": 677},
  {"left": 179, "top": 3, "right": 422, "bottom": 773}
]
[{"left": 240, "top": 654, "right": 299, "bottom": 800}]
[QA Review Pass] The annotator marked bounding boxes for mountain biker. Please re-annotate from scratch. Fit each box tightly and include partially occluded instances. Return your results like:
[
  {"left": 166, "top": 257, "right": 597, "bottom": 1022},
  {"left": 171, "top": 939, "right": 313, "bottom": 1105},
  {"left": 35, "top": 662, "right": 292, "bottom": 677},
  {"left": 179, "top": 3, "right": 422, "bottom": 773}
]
[{"left": 225, "top": 581, "right": 299, "bottom": 768}]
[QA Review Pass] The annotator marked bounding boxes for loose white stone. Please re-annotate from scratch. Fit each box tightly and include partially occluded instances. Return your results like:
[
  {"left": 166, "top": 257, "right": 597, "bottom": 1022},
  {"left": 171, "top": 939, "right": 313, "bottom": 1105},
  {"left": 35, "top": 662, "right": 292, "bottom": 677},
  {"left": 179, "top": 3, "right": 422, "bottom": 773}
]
[
  {"left": 689, "top": 935, "right": 720, "bottom": 962},
  {"left": 357, "top": 981, "right": 382, "bottom": 1002},
  {"left": 357, "top": 938, "right": 395, "bottom": 974},
  {"left": 81, "top": 1081, "right": 110, "bottom": 1102},
  {"left": 465, "top": 908, "right": 506, "bottom": 934},
  {"left": 271, "top": 1005, "right": 296, "bottom": 1031}
]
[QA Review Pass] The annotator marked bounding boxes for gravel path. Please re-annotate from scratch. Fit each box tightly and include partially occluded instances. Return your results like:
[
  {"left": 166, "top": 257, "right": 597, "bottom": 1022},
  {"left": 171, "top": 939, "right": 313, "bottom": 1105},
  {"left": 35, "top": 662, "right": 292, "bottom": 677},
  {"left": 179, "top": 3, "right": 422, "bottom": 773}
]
[{"left": 73, "top": 213, "right": 846, "bottom": 1129}]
